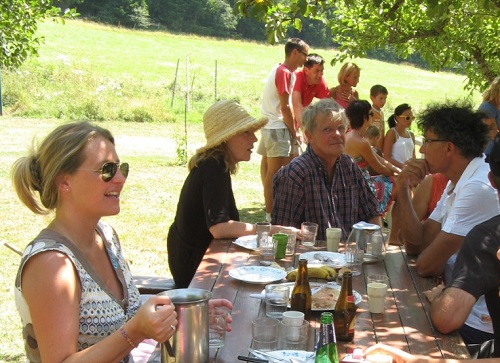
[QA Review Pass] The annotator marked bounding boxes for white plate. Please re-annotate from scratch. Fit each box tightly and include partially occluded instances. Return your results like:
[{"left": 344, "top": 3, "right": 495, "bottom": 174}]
[
  {"left": 229, "top": 266, "right": 287, "bottom": 284},
  {"left": 233, "top": 235, "right": 258, "bottom": 251},
  {"left": 264, "top": 282, "right": 362, "bottom": 310},
  {"left": 298, "top": 251, "right": 346, "bottom": 268},
  {"left": 265, "top": 350, "right": 315, "bottom": 362}
]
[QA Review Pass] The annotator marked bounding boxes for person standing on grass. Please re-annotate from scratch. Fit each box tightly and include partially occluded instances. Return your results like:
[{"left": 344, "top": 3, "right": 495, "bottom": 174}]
[
  {"left": 11, "top": 122, "right": 183, "bottom": 362},
  {"left": 292, "top": 53, "right": 333, "bottom": 131},
  {"left": 257, "top": 38, "right": 309, "bottom": 223},
  {"left": 369, "top": 84, "right": 389, "bottom": 150},
  {"left": 396, "top": 101, "right": 500, "bottom": 346},
  {"left": 330, "top": 62, "right": 360, "bottom": 109},
  {"left": 168, "top": 100, "right": 297, "bottom": 288}
]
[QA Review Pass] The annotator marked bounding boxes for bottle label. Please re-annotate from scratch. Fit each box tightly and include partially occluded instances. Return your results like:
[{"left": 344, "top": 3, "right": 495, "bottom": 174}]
[
  {"left": 315, "top": 324, "right": 339, "bottom": 362},
  {"left": 347, "top": 295, "right": 355, "bottom": 303}
]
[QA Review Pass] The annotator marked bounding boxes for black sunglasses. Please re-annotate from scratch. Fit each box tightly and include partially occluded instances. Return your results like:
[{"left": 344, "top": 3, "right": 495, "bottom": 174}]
[{"left": 96, "top": 162, "right": 129, "bottom": 182}]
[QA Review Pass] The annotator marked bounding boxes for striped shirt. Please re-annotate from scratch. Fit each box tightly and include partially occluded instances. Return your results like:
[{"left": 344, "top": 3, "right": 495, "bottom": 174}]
[{"left": 272, "top": 145, "right": 381, "bottom": 240}]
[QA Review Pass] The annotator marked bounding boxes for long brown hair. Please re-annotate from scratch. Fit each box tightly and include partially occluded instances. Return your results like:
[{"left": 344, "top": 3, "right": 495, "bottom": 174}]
[{"left": 188, "top": 142, "right": 238, "bottom": 175}]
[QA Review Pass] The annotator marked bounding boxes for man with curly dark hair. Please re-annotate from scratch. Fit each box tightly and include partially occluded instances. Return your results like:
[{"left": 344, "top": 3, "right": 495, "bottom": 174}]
[{"left": 396, "top": 101, "right": 500, "bottom": 346}]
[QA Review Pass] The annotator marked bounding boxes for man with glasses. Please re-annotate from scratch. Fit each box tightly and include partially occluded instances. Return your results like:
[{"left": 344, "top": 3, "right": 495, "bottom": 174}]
[
  {"left": 396, "top": 101, "right": 500, "bottom": 346},
  {"left": 258, "top": 37, "right": 309, "bottom": 223},
  {"left": 426, "top": 133, "right": 500, "bottom": 358},
  {"left": 272, "top": 98, "right": 382, "bottom": 241}
]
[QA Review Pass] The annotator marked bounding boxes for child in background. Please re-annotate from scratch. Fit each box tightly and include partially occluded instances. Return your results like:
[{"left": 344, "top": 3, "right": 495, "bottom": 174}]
[
  {"left": 365, "top": 126, "right": 384, "bottom": 175},
  {"left": 331, "top": 62, "right": 360, "bottom": 109},
  {"left": 365, "top": 125, "right": 383, "bottom": 158},
  {"left": 383, "top": 103, "right": 416, "bottom": 169},
  {"left": 370, "top": 85, "right": 389, "bottom": 150}
]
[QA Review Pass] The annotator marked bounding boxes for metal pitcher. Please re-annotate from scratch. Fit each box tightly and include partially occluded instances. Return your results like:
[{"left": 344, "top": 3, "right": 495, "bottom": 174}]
[
  {"left": 347, "top": 221, "right": 386, "bottom": 263},
  {"left": 158, "top": 288, "right": 213, "bottom": 363}
]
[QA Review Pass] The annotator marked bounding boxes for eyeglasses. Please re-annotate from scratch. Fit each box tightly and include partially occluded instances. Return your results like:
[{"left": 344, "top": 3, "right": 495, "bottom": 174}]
[
  {"left": 93, "top": 162, "right": 129, "bottom": 182},
  {"left": 422, "top": 138, "right": 449, "bottom": 145},
  {"left": 320, "top": 124, "right": 346, "bottom": 135},
  {"left": 299, "top": 50, "right": 309, "bottom": 57},
  {"left": 398, "top": 115, "right": 416, "bottom": 121}
]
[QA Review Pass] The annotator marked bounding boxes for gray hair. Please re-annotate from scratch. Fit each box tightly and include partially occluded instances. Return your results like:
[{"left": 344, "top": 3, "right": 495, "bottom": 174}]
[{"left": 302, "top": 98, "right": 347, "bottom": 134}]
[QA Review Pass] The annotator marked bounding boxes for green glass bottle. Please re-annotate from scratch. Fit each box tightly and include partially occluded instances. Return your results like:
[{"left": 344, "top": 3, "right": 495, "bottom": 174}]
[{"left": 315, "top": 312, "right": 339, "bottom": 363}]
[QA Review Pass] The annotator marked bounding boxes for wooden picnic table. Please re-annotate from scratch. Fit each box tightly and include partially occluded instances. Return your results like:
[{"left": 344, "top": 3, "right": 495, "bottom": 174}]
[{"left": 189, "top": 238, "right": 471, "bottom": 362}]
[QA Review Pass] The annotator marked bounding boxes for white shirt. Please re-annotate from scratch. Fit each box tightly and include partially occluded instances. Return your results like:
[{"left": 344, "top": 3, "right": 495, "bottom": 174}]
[
  {"left": 430, "top": 155, "right": 500, "bottom": 333},
  {"left": 260, "top": 63, "right": 296, "bottom": 129}
]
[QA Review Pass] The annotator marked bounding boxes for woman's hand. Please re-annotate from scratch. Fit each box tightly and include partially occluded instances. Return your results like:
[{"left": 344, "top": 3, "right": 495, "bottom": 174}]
[
  {"left": 209, "top": 299, "right": 234, "bottom": 332},
  {"left": 130, "top": 294, "right": 178, "bottom": 343}
]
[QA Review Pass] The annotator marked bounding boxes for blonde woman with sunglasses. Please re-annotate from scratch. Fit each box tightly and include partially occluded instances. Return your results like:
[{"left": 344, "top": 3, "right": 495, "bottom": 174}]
[
  {"left": 383, "top": 103, "right": 417, "bottom": 169},
  {"left": 11, "top": 122, "right": 179, "bottom": 363}
]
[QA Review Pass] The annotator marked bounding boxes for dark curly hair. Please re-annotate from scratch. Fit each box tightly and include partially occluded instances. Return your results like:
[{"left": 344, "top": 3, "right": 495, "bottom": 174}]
[
  {"left": 346, "top": 100, "right": 371, "bottom": 130},
  {"left": 418, "top": 101, "right": 490, "bottom": 158}
]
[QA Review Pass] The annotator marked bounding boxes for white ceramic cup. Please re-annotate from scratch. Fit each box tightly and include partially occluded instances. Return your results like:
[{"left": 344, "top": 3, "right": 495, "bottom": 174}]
[
  {"left": 367, "top": 282, "right": 388, "bottom": 313},
  {"left": 326, "top": 227, "right": 342, "bottom": 252},
  {"left": 279, "top": 320, "right": 309, "bottom": 348},
  {"left": 282, "top": 311, "right": 305, "bottom": 342}
]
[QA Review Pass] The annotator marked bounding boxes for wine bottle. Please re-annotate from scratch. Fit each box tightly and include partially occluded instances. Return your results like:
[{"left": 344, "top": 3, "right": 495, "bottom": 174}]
[
  {"left": 290, "top": 258, "right": 312, "bottom": 320},
  {"left": 315, "top": 312, "right": 339, "bottom": 363},
  {"left": 333, "top": 271, "right": 357, "bottom": 341}
]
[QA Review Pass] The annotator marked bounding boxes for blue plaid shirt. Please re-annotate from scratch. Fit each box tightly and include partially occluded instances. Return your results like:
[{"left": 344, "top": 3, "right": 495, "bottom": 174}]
[{"left": 272, "top": 145, "right": 381, "bottom": 240}]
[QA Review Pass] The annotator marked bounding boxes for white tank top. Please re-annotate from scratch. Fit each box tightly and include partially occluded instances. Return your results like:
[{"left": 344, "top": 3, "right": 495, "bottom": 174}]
[{"left": 390, "top": 128, "right": 414, "bottom": 164}]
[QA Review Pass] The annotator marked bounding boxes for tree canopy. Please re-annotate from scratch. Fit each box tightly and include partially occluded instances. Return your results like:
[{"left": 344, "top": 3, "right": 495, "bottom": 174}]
[
  {"left": 237, "top": 0, "right": 500, "bottom": 92},
  {"left": 0, "top": 0, "right": 77, "bottom": 69}
]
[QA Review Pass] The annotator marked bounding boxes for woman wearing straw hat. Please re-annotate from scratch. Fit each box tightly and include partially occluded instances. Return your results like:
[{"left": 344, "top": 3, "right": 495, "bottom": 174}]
[{"left": 168, "top": 100, "right": 294, "bottom": 288}]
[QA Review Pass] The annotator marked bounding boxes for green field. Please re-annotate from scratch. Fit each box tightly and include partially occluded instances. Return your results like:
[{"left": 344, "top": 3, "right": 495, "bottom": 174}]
[
  {"left": 0, "top": 20, "right": 480, "bottom": 361},
  {"left": 2, "top": 20, "right": 478, "bottom": 124}
]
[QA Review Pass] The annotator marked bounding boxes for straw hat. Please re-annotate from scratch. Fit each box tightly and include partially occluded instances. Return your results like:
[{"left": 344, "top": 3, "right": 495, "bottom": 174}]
[{"left": 196, "top": 100, "right": 267, "bottom": 154}]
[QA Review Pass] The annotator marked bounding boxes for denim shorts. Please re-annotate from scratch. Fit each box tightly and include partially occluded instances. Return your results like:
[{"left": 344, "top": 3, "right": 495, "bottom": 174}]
[{"left": 257, "top": 128, "right": 294, "bottom": 157}]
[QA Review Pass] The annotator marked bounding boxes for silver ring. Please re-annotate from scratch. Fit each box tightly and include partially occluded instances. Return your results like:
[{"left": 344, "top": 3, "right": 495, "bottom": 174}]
[{"left": 170, "top": 324, "right": 176, "bottom": 331}]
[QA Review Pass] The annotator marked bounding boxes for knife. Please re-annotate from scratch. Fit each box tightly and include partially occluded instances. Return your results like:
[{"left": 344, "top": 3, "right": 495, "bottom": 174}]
[
  {"left": 238, "top": 355, "right": 269, "bottom": 362},
  {"left": 248, "top": 348, "right": 290, "bottom": 363}
]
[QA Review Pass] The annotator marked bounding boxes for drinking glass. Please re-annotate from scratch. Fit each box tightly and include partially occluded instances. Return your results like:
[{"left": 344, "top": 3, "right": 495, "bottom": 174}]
[{"left": 301, "top": 222, "right": 318, "bottom": 247}]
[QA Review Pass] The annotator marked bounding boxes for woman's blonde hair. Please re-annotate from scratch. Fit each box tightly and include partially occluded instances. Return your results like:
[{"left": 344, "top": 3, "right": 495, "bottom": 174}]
[
  {"left": 483, "top": 77, "right": 500, "bottom": 106},
  {"left": 338, "top": 62, "right": 360, "bottom": 86},
  {"left": 188, "top": 142, "right": 238, "bottom": 174},
  {"left": 11, "top": 121, "right": 114, "bottom": 215}
]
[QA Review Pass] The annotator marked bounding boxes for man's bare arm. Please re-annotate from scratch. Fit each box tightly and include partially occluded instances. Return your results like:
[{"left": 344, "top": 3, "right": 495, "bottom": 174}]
[
  {"left": 416, "top": 230, "right": 464, "bottom": 277},
  {"left": 279, "top": 92, "right": 296, "bottom": 138},
  {"left": 292, "top": 91, "right": 304, "bottom": 130},
  {"left": 427, "top": 286, "right": 476, "bottom": 334}
]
